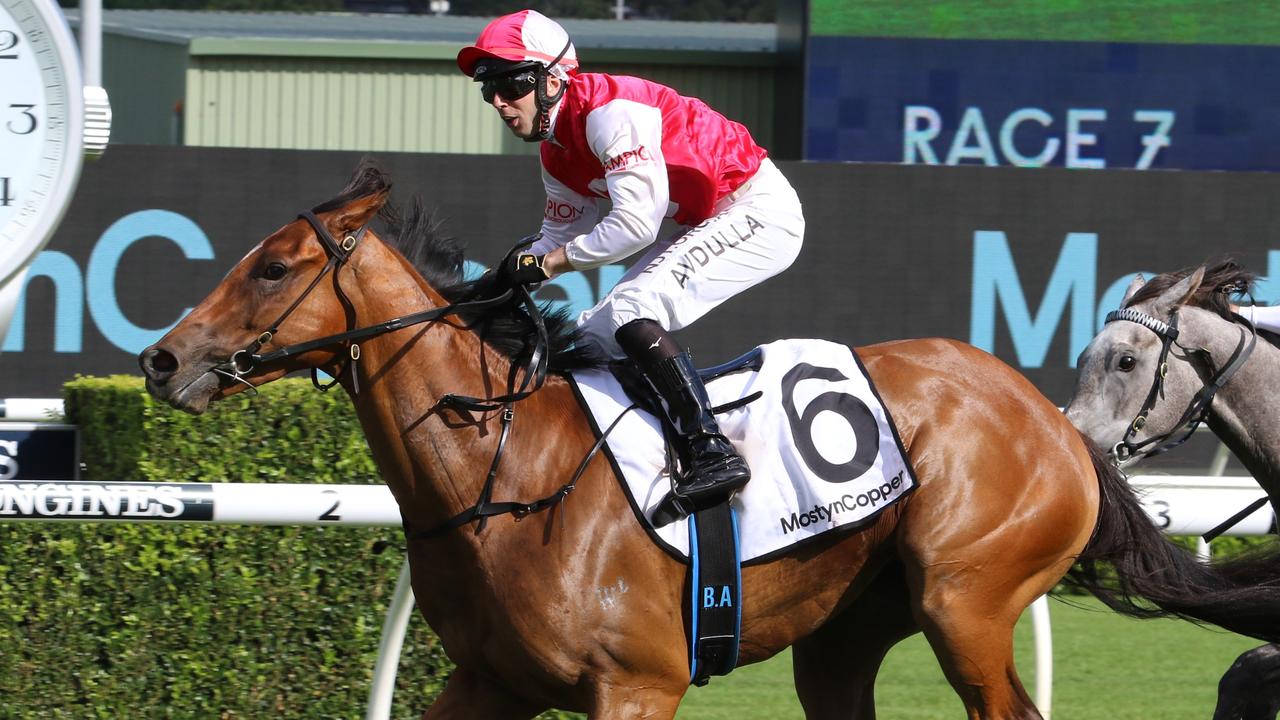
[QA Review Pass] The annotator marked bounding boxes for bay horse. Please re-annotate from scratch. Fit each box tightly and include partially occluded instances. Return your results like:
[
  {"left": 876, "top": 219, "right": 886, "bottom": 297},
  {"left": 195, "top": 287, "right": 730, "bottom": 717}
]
[
  {"left": 1064, "top": 261, "right": 1280, "bottom": 720},
  {"left": 139, "top": 168, "right": 1280, "bottom": 719}
]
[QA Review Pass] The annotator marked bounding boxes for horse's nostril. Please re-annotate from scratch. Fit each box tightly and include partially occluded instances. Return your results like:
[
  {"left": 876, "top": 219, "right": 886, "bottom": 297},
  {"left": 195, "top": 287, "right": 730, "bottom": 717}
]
[{"left": 145, "top": 347, "right": 180, "bottom": 377}]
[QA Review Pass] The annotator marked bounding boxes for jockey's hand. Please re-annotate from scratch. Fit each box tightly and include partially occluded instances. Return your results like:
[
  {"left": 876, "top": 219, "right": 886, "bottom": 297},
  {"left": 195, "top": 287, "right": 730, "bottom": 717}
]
[{"left": 501, "top": 252, "right": 551, "bottom": 287}]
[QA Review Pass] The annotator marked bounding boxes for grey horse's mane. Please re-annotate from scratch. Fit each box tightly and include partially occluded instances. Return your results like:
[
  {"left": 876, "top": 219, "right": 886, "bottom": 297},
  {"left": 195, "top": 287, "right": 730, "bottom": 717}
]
[{"left": 1124, "top": 260, "right": 1258, "bottom": 321}]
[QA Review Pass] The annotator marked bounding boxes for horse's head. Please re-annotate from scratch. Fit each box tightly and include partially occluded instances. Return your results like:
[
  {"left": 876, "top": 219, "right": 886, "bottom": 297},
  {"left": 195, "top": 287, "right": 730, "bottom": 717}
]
[
  {"left": 139, "top": 176, "right": 390, "bottom": 414},
  {"left": 1065, "top": 262, "right": 1255, "bottom": 460}
]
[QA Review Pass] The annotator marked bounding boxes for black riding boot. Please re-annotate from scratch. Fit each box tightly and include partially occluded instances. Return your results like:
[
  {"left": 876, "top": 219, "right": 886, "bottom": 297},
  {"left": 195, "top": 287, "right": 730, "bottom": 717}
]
[{"left": 616, "top": 319, "right": 751, "bottom": 507}]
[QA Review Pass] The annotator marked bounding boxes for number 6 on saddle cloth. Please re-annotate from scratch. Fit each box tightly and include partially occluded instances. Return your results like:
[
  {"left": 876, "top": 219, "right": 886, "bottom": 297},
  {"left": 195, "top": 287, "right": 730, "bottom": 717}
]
[{"left": 575, "top": 338, "right": 918, "bottom": 685}]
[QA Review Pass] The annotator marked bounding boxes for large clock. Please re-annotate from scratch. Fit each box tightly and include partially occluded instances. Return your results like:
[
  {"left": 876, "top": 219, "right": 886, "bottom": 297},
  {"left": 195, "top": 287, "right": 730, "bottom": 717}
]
[{"left": 0, "top": 0, "right": 86, "bottom": 289}]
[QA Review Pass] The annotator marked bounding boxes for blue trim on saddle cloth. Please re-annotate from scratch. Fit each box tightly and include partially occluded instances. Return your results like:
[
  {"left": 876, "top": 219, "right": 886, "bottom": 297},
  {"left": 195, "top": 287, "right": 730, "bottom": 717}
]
[
  {"left": 731, "top": 507, "right": 742, "bottom": 669},
  {"left": 688, "top": 512, "right": 701, "bottom": 683}
]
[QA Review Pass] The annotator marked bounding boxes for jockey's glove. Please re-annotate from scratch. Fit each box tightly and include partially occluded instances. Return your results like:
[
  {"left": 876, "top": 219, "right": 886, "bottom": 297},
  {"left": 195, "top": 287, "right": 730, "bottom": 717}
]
[{"left": 501, "top": 252, "right": 551, "bottom": 287}]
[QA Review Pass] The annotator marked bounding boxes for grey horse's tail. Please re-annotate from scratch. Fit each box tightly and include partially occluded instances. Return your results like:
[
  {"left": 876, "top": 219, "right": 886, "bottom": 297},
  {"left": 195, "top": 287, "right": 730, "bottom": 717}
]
[{"left": 1063, "top": 435, "right": 1280, "bottom": 643}]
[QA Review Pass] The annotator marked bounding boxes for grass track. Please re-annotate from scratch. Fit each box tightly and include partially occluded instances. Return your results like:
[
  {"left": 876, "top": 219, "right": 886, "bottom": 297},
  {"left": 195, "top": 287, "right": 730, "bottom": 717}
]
[{"left": 675, "top": 595, "right": 1257, "bottom": 719}]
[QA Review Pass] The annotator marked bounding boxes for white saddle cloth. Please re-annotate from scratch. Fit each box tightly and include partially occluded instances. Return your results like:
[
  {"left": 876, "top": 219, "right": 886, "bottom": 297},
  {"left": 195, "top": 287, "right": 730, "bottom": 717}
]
[{"left": 570, "top": 339, "right": 917, "bottom": 564}]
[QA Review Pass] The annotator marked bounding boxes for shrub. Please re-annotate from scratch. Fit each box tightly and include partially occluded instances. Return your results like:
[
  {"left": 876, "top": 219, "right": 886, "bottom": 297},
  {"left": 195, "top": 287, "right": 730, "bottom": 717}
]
[{"left": 0, "top": 376, "right": 455, "bottom": 719}]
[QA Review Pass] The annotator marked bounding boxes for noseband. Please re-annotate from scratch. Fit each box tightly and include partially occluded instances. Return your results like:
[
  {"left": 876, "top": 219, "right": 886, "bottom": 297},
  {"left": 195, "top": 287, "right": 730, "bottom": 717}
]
[{"left": 1105, "top": 305, "right": 1256, "bottom": 464}]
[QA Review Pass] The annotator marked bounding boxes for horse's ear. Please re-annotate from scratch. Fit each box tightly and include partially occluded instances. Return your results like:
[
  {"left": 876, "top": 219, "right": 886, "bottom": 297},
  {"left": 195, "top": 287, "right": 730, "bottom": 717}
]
[
  {"left": 329, "top": 189, "right": 390, "bottom": 234},
  {"left": 1120, "top": 274, "right": 1145, "bottom": 307},
  {"left": 1153, "top": 267, "right": 1206, "bottom": 313}
]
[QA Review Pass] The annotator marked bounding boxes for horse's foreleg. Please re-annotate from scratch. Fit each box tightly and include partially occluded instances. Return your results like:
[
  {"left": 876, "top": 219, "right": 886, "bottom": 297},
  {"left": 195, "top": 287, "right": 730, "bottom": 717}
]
[
  {"left": 793, "top": 560, "right": 918, "bottom": 720},
  {"left": 420, "top": 667, "right": 544, "bottom": 720}
]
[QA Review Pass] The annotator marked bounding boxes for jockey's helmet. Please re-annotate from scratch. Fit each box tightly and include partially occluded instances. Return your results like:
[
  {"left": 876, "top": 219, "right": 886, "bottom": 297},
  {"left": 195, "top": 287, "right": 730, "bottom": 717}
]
[
  {"left": 457, "top": 10, "right": 578, "bottom": 142},
  {"left": 457, "top": 10, "right": 579, "bottom": 81}
]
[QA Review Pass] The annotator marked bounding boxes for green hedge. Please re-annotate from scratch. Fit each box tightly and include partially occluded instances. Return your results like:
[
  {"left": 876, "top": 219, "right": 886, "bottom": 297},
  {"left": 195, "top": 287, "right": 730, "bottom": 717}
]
[{"left": 1, "top": 376, "right": 457, "bottom": 719}]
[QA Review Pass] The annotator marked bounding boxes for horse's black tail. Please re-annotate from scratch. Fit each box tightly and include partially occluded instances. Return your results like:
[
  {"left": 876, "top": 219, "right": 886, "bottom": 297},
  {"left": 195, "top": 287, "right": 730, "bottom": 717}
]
[{"left": 1063, "top": 435, "right": 1280, "bottom": 643}]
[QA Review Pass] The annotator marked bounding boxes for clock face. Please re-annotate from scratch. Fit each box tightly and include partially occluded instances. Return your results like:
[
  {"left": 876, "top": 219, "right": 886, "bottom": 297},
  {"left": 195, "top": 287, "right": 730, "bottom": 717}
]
[{"left": 0, "top": 0, "right": 83, "bottom": 287}]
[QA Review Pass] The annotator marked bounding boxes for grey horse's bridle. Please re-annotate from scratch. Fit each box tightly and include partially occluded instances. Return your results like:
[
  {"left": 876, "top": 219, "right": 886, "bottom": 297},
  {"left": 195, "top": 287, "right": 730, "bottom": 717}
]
[{"left": 1105, "top": 305, "right": 1256, "bottom": 464}]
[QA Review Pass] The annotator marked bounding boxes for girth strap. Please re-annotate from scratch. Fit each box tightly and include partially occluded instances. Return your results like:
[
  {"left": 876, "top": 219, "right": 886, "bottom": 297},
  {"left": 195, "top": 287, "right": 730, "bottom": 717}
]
[
  {"left": 688, "top": 502, "right": 742, "bottom": 686},
  {"left": 404, "top": 399, "right": 638, "bottom": 540}
]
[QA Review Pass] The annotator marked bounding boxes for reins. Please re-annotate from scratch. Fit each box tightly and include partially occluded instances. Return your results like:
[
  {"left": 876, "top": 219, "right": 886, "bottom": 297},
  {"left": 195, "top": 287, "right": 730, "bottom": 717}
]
[
  {"left": 1105, "top": 299, "right": 1257, "bottom": 464},
  {"left": 213, "top": 212, "right": 519, "bottom": 395},
  {"left": 213, "top": 216, "right": 611, "bottom": 539}
]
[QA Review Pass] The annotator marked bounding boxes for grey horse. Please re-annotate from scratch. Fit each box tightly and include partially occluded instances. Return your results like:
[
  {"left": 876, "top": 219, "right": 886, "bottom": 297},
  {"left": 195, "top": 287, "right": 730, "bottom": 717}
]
[{"left": 1064, "top": 261, "right": 1280, "bottom": 720}]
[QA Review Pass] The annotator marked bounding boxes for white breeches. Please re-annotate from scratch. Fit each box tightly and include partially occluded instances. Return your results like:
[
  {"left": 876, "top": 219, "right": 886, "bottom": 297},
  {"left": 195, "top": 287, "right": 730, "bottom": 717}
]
[
  {"left": 1244, "top": 304, "right": 1280, "bottom": 335},
  {"left": 576, "top": 158, "right": 805, "bottom": 358}
]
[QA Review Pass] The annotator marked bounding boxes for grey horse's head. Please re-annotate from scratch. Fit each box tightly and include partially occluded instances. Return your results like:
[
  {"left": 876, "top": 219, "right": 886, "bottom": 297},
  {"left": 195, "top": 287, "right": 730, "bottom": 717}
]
[{"left": 1065, "top": 262, "right": 1254, "bottom": 459}]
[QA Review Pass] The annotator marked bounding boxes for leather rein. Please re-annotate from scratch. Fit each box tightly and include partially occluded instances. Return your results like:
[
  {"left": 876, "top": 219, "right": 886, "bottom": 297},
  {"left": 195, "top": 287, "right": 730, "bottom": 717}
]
[
  {"left": 1105, "top": 301, "right": 1256, "bottom": 464},
  {"left": 210, "top": 213, "right": 607, "bottom": 539}
]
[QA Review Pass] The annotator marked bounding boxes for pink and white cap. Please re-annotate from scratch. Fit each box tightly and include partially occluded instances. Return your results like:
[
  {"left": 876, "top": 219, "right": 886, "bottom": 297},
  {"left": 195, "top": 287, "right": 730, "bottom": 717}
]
[{"left": 457, "top": 10, "right": 580, "bottom": 78}]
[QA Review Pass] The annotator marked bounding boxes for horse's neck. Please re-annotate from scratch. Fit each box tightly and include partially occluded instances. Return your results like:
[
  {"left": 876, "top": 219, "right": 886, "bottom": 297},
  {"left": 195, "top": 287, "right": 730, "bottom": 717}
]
[
  {"left": 1190, "top": 312, "right": 1280, "bottom": 494},
  {"left": 339, "top": 243, "right": 572, "bottom": 530}
]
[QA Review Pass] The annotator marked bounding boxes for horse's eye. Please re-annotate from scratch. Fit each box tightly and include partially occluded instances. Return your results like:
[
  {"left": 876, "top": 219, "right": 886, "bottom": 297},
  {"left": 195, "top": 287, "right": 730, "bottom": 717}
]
[
  {"left": 1118, "top": 355, "right": 1137, "bottom": 372},
  {"left": 262, "top": 262, "right": 287, "bottom": 281}
]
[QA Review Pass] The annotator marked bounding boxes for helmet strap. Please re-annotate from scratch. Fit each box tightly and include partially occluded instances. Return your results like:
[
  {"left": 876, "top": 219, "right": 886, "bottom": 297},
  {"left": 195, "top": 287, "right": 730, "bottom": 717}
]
[{"left": 525, "top": 39, "right": 573, "bottom": 143}]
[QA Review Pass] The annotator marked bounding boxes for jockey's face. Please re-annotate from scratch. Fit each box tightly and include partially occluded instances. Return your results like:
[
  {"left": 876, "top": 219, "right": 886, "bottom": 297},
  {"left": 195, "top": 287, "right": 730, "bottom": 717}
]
[{"left": 489, "top": 75, "right": 561, "bottom": 140}]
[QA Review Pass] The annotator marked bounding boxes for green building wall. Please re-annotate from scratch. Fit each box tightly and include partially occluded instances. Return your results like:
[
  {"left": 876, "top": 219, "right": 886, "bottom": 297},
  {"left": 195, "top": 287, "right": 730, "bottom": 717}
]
[
  {"left": 101, "top": 34, "right": 189, "bottom": 145},
  {"left": 179, "top": 39, "right": 777, "bottom": 155}
]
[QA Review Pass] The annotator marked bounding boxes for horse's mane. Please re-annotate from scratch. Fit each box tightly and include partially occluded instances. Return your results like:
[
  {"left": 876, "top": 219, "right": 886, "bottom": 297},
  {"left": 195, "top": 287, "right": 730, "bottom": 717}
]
[
  {"left": 1123, "top": 259, "right": 1257, "bottom": 322},
  {"left": 315, "top": 164, "right": 605, "bottom": 374}
]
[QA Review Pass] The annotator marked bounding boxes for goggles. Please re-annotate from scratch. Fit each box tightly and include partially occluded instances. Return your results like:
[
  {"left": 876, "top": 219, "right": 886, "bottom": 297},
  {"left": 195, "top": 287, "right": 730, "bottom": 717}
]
[{"left": 481, "top": 70, "right": 539, "bottom": 104}]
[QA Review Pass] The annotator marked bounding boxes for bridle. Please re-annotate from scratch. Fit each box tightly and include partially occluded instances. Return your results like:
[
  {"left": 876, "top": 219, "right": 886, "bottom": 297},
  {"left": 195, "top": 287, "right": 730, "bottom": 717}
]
[
  {"left": 213, "top": 211, "right": 364, "bottom": 393},
  {"left": 209, "top": 212, "right": 606, "bottom": 537},
  {"left": 211, "top": 211, "right": 522, "bottom": 395},
  {"left": 1105, "top": 301, "right": 1256, "bottom": 464}
]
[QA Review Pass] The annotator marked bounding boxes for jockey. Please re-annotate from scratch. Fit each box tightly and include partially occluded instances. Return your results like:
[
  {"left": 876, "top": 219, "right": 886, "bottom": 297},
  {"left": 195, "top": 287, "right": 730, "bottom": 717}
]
[
  {"left": 457, "top": 9, "right": 805, "bottom": 510},
  {"left": 1237, "top": 303, "right": 1280, "bottom": 335}
]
